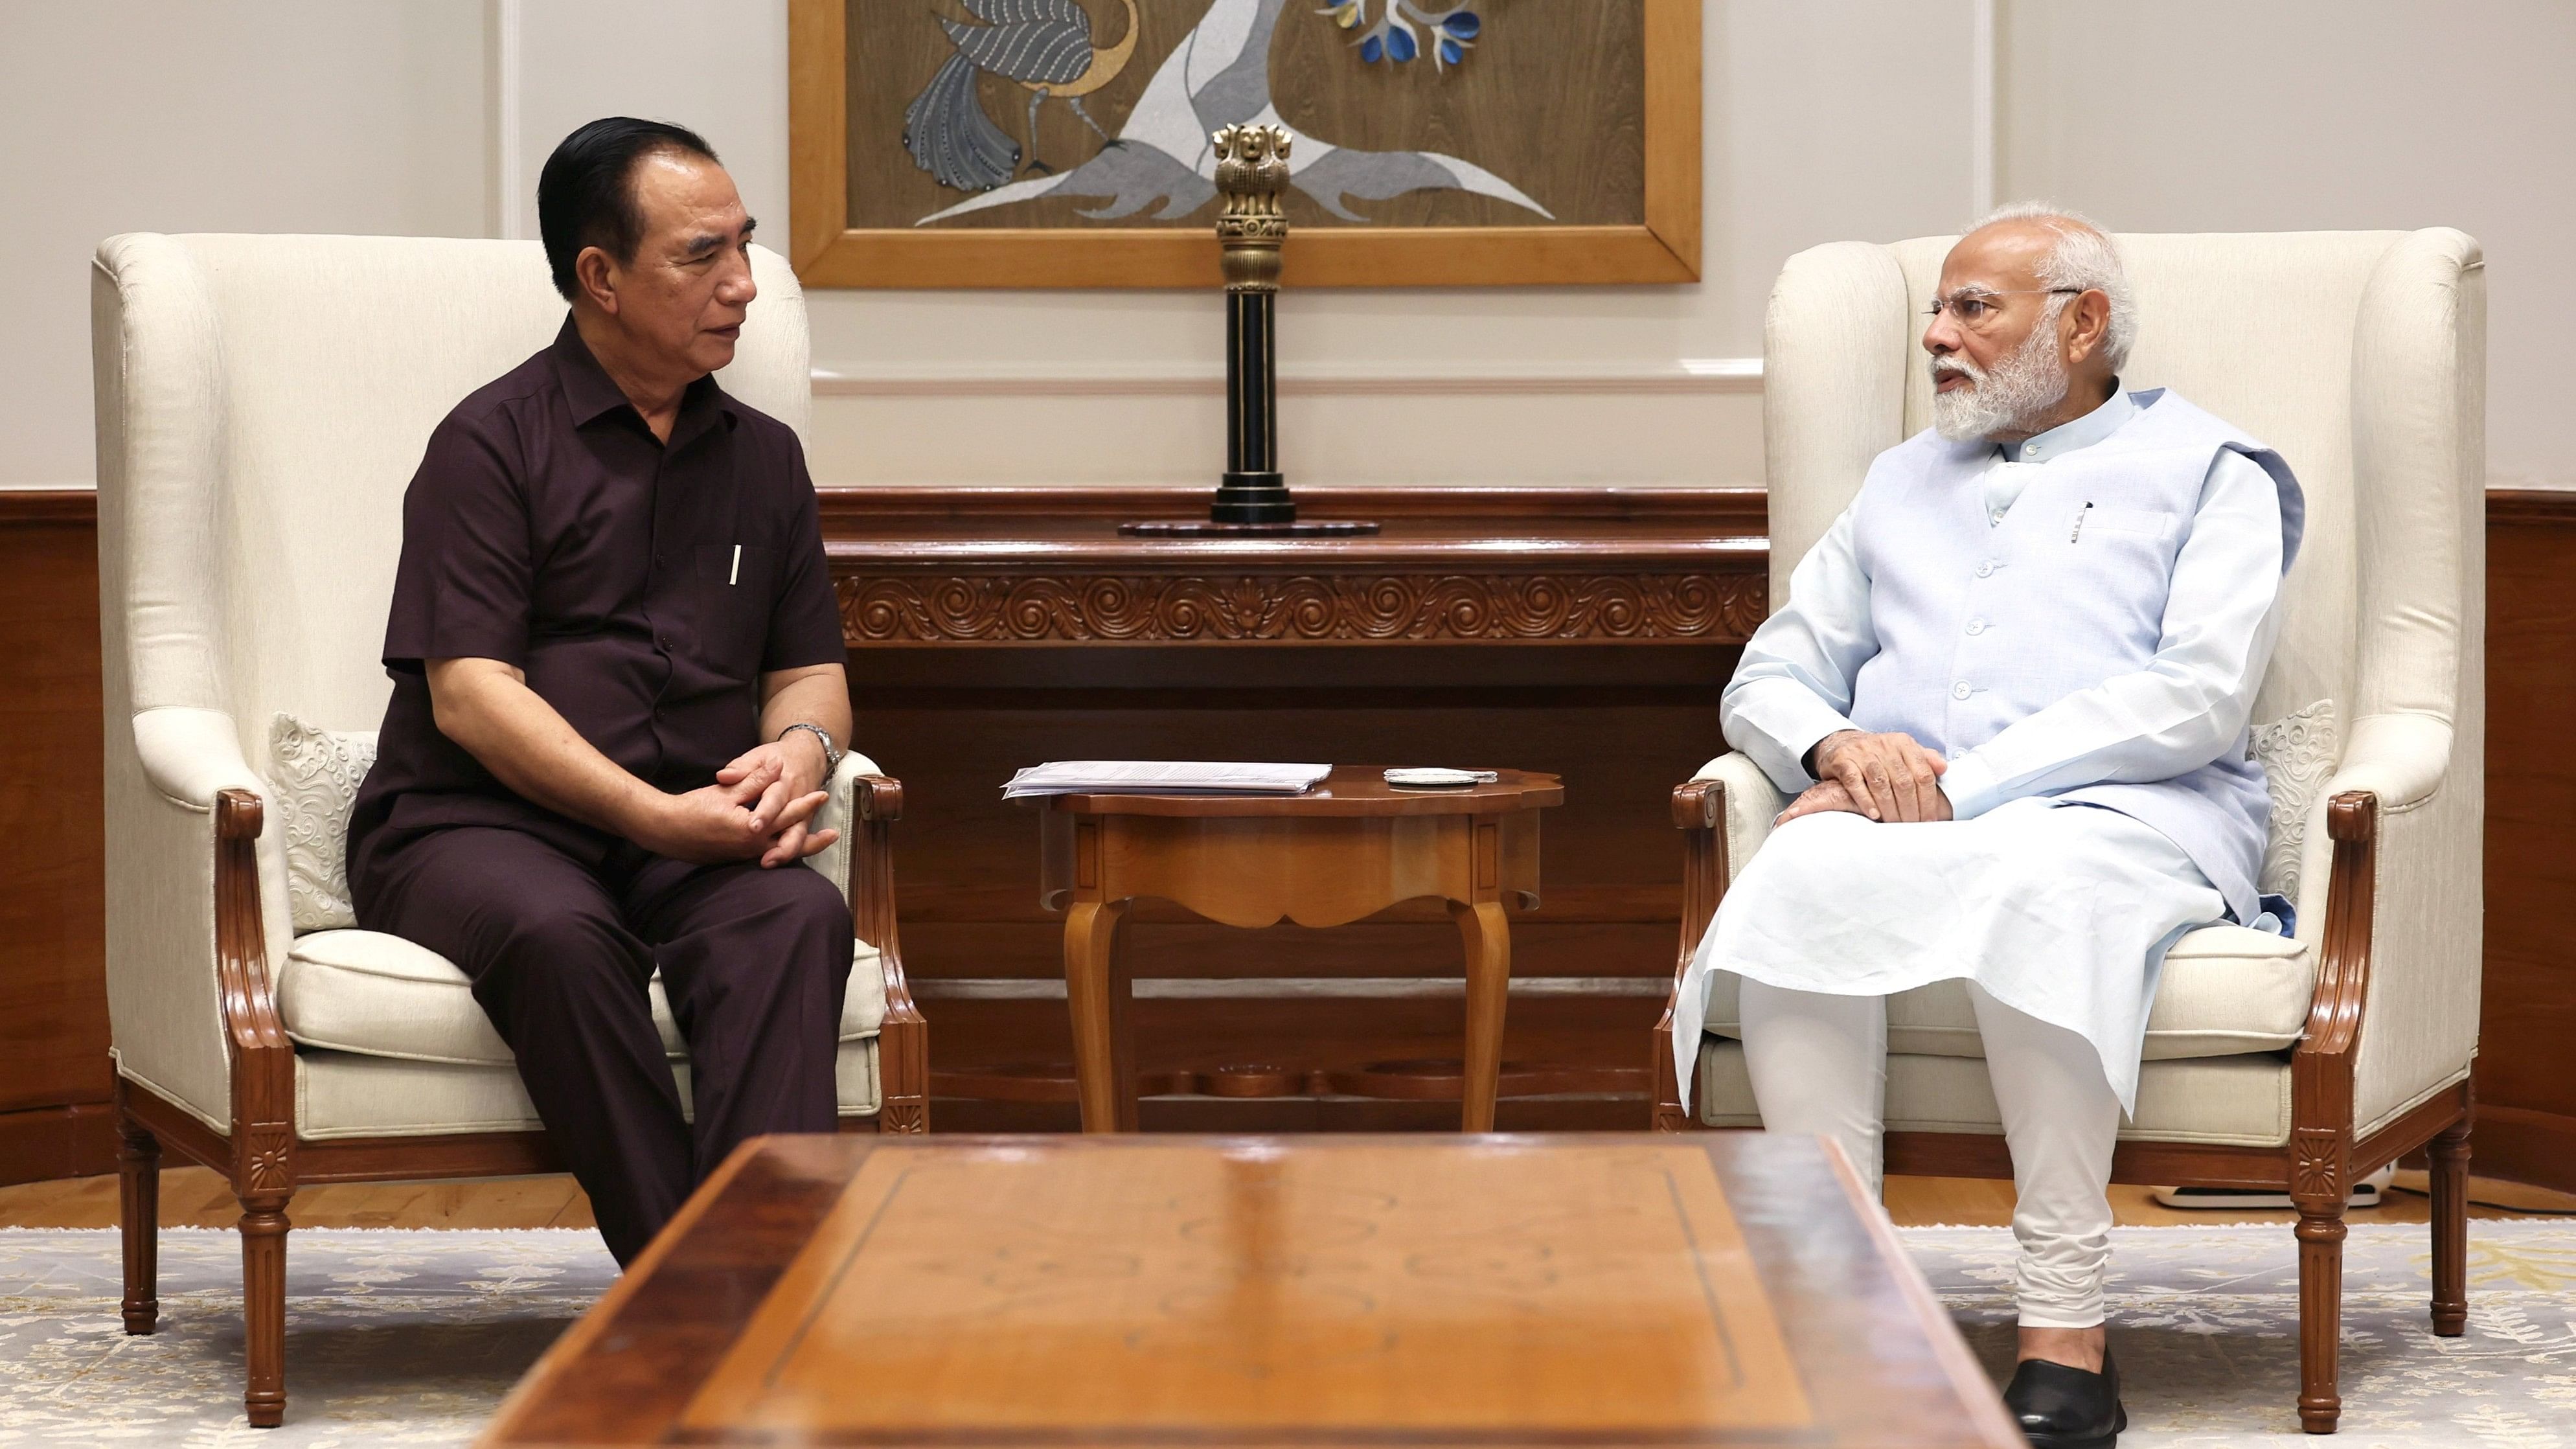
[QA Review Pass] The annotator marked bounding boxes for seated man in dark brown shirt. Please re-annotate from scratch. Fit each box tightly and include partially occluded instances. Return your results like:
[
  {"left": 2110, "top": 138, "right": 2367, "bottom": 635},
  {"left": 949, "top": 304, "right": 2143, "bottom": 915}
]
[{"left": 349, "top": 118, "right": 855, "bottom": 1265}]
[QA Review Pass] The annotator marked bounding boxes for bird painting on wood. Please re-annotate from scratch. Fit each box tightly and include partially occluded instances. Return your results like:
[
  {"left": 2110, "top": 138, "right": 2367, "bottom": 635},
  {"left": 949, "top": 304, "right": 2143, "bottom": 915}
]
[
  {"left": 911, "top": 0, "right": 1549, "bottom": 227},
  {"left": 904, "top": 0, "right": 1143, "bottom": 192}
]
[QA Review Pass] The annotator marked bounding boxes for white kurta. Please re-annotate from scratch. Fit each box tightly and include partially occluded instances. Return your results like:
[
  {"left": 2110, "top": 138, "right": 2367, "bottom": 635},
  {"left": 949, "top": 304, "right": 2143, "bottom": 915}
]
[
  {"left": 1672, "top": 388, "right": 2290, "bottom": 1112},
  {"left": 1680, "top": 798, "right": 2222, "bottom": 1111}
]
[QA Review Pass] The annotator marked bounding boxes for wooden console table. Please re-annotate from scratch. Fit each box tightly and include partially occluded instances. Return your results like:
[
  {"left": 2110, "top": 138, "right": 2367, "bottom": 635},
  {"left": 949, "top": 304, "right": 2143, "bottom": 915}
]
[{"left": 821, "top": 485, "right": 1764, "bottom": 1129}]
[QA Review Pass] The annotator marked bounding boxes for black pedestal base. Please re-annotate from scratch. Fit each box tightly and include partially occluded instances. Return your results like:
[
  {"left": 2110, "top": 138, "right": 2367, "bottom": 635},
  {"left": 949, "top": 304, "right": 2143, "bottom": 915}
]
[
  {"left": 1211, "top": 470, "right": 1295, "bottom": 524},
  {"left": 1120, "top": 470, "right": 1379, "bottom": 535}
]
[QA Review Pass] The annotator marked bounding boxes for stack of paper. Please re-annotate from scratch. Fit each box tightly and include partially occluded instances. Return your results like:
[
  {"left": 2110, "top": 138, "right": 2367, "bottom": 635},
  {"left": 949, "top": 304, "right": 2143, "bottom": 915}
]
[{"left": 1001, "top": 761, "right": 1332, "bottom": 799}]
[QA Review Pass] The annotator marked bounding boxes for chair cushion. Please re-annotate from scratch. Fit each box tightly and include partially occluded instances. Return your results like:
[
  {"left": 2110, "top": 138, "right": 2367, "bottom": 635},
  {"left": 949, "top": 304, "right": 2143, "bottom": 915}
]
[
  {"left": 1702, "top": 923, "right": 2313, "bottom": 1061},
  {"left": 1695, "top": 1037, "right": 2292, "bottom": 1148},
  {"left": 292, "top": 1040, "right": 882, "bottom": 1139},
  {"left": 278, "top": 928, "right": 887, "bottom": 1067}
]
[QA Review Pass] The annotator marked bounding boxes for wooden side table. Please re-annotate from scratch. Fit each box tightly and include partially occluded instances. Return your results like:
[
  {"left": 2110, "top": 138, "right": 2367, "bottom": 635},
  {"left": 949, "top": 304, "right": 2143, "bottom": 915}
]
[{"left": 1029, "top": 767, "right": 1563, "bottom": 1132}]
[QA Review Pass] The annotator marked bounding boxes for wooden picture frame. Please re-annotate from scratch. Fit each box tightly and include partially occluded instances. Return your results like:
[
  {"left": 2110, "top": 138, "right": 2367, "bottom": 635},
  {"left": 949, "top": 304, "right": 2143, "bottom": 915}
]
[{"left": 787, "top": 0, "right": 1700, "bottom": 289}]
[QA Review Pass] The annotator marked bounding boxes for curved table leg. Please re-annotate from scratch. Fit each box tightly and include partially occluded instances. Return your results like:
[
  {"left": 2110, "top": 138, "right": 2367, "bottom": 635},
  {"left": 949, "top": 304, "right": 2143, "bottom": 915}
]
[
  {"left": 1065, "top": 898, "right": 1137, "bottom": 1132},
  {"left": 1452, "top": 900, "right": 1512, "bottom": 1132}
]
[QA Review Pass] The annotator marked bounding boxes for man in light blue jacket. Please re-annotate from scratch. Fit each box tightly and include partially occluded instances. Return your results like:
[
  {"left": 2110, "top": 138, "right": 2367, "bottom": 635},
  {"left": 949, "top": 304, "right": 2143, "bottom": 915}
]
[{"left": 1673, "top": 205, "right": 2302, "bottom": 1449}]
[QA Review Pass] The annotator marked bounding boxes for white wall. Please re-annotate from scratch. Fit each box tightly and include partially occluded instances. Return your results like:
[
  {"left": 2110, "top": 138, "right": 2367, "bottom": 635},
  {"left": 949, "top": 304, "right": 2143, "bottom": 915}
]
[
  {"left": 8, "top": 1, "right": 2571, "bottom": 490},
  {"left": 2001, "top": 0, "right": 2576, "bottom": 491},
  {"left": 485, "top": 0, "right": 1970, "bottom": 491},
  {"left": 0, "top": 1, "right": 490, "bottom": 488}
]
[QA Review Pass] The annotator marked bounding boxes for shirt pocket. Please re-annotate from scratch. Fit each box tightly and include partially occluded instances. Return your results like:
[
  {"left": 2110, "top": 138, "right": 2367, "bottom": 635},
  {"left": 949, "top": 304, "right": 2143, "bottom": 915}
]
[
  {"left": 692, "top": 543, "right": 777, "bottom": 678},
  {"left": 2075, "top": 505, "right": 2179, "bottom": 543}
]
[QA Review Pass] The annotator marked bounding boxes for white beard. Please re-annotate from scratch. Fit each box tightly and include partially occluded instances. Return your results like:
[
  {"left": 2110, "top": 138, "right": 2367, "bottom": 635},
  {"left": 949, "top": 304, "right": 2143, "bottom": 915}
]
[{"left": 1931, "top": 321, "right": 2071, "bottom": 442}]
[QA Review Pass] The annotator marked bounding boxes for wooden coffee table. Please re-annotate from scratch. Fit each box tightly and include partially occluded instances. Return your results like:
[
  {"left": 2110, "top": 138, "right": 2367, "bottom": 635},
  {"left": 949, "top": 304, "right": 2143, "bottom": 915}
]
[
  {"left": 479, "top": 1133, "right": 2020, "bottom": 1448},
  {"left": 1028, "top": 766, "right": 1564, "bottom": 1133}
]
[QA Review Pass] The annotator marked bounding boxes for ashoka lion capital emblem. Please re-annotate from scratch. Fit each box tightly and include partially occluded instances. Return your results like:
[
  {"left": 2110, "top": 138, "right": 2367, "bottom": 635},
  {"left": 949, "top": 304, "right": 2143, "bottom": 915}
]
[{"left": 1213, "top": 124, "right": 1292, "bottom": 288}]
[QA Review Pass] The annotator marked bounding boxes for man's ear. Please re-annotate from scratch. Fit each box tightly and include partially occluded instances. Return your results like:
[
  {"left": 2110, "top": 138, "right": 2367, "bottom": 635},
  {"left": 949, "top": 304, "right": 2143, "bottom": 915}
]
[
  {"left": 2063, "top": 288, "right": 2112, "bottom": 365},
  {"left": 573, "top": 245, "right": 620, "bottom": 315}
]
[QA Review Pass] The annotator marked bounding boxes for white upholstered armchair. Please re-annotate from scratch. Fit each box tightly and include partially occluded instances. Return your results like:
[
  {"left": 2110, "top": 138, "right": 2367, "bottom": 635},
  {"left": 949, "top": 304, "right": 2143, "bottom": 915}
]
[
  {"left": 1654, "top": 229, "right": 2485, "bottom": 1434},
  {"left": 91, "top": 233, "right": 926, "bottom": 1428}
]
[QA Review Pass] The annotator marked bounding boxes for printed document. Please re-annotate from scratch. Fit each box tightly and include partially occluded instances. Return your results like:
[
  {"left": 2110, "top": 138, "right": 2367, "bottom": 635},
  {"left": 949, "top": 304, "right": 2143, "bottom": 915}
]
[{"left": 1003, "top": 761, "right": 1332, "bottom": 799}]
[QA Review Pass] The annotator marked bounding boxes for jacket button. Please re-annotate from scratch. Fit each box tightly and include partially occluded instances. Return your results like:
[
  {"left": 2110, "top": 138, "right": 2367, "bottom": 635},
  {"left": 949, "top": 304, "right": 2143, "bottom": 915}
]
[
  {"left": 1975, "top": 561, "right": 1996, "bottom": 578},
  {"left": 1952, "top": 681, "right": 1973, "bottom": 700},
  {"left": 1966, "top": 619, "right": 1987, "bottom": 635}
]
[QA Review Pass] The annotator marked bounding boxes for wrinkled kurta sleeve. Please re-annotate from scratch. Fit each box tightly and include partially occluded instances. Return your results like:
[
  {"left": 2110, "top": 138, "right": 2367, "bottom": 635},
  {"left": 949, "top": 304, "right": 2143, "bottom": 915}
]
[
  {"left": 1936, "top": 450, "right": 2287, "bottom": 817},
  {"left": 1719, "top": 507, "right": 1877, "bottom": 795}
]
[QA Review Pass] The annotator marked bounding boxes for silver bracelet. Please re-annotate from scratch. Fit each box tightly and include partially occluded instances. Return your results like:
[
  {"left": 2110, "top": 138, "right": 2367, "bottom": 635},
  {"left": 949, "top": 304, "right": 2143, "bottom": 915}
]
[{"left": 777, "top": 722, "right": 841, "bottom": 779}]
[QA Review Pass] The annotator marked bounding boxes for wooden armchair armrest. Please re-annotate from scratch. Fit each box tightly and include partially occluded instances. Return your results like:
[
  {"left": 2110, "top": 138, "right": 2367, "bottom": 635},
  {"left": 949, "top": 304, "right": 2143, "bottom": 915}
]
[
  {"left": 1670, "top": 779, "right": 1731, "bottom": 984},
  {"left": 2299, "top": 791, "right": 2380, "bottom": 1066},
  {"left": 212, "top": 788, "right": 297, "bottom": 1197},
  {"left": 847, "top": 773, "right": 928, "bottom": 1133},
  {"left": 1654, "top": 776, "right": 1733, "bottom": 1130},
  {"left": 2283, "top": 790, "right": 2380, "bottom": 1203}
]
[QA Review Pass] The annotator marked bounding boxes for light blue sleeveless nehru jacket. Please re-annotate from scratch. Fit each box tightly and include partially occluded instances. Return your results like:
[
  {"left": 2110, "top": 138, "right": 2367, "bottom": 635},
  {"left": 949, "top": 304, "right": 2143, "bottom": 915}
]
[{"left": 1841, "top": 389, "right": 2305, "bottom": 922}]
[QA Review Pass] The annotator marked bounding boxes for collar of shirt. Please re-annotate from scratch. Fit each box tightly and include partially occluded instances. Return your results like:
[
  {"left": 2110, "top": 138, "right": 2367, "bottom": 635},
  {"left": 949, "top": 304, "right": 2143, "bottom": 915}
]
[
  {"left": 546, "top": 315, "right": 735, "bottom": 451},
  {"left": 2001, "top": 382, "right": 2136, "bottom": 464},
  {"left": 1981, "top": 382, "right": 2137, "bottom": 519}
]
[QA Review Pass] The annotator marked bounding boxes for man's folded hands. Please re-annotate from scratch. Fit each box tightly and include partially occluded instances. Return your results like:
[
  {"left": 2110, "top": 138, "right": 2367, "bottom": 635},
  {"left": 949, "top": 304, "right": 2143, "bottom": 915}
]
[
  {"left": 637, "top": 742, "right": 838, "bottom": 868},
  {"left": 718, "top": 740, "right": 839, "bottom": 868},
  {"left": 1786, "top": 729, "right": 1954, "bottom": 825}
]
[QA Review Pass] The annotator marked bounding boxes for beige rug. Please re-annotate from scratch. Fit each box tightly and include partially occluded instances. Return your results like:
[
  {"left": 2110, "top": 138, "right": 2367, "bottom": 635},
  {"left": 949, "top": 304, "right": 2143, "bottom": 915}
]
[
  {"left": 0, "top": 1228, "right": 608, "bottom": 1446},
  {"left": 0, "top": 1222, "right": 2568, "bottom": 1445},
  {"left": 1913, "top": 1220, "right": 2576, "bottom": 1446}
]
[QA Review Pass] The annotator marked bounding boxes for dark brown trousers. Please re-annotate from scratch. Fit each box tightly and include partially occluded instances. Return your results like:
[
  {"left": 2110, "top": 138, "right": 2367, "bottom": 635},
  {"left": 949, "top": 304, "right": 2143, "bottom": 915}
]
[{"left": 354, "top": 825, "right": 849, "bottom": 1263}]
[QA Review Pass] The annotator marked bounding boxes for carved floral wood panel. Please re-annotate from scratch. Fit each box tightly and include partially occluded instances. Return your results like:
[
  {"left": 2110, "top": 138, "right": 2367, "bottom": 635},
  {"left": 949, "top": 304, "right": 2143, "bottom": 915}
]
[{"left": 836, "top": 571, "right": 1766, "bottom": 645}]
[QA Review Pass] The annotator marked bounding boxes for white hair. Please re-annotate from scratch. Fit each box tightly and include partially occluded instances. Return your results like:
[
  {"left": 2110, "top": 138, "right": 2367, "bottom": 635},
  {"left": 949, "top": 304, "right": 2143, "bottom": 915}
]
[{"left": 1966, "top": 201, "right": 2136, "bottom": 371}]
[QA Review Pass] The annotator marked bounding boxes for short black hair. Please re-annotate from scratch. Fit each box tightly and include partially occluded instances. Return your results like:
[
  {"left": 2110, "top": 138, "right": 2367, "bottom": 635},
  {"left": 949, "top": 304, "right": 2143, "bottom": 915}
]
[{"left": 537, "top": 117, "right": 720, "bottom": 302}]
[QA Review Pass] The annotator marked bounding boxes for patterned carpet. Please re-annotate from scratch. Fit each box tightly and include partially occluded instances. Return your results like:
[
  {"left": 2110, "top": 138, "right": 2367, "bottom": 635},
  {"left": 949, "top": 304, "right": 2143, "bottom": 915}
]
[
  {"left": 0, "top": 1222, "right": 2568, "bottom": 1446},
  {"left": 1914, "top": 1222, "right": 2576, "bottom": 1447}
]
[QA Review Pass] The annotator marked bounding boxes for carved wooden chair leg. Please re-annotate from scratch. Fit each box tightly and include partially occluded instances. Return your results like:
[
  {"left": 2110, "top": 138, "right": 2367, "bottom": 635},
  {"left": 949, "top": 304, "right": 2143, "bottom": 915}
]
[
  {"left": 117, "top": 1113, "right": 160, "bottom": 1336},
  {"left": 238, "top": 1188, "right": 294, "bottom": 1428},
  {"left": 2294, "top": 1191, "right": 2349, "bottom": 1433},
  {"left": 2429, "top": 1116, "right": 2472, "bottom": 1337}
]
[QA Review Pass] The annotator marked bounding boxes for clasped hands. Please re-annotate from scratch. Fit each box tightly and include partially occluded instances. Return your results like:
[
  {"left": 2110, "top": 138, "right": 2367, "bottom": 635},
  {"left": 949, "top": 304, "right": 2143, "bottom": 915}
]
[
  {"left": 1777, "top": 729, "right": 1954, "bottom": 826},
  {"left": 641, "top": 734, "right": 840, "bottom": 868}
]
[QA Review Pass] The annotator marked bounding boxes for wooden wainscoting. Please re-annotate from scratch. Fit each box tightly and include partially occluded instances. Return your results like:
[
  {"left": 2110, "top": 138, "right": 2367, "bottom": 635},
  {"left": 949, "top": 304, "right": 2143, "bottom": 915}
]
[
  {"left": 822, "top": 485, "right": 1762, "bottom": 1129},
  {"left": 0, "top": 490, "right": 113, "bottom": 1185},
  {"left": 10, "top": 486, "right": 2575, "bottom": 1181},
  {"left": 2476, "top": 490, "right": 2576, "bottom": 1192}
]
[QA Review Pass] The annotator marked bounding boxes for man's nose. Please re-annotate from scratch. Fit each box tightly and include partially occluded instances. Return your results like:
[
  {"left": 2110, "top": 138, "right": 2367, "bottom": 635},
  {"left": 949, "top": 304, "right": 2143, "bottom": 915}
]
[
  {"left": 716, "top": 254, "right": 757, "bottom": 307},
  {"left": 1922, "top": 315, "right": 1961, "bottom": 355}
]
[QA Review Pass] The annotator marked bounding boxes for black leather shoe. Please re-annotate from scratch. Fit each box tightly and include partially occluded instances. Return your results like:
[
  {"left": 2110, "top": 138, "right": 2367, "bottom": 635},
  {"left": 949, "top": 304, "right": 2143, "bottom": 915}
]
[{"left": 2001, "top": 1351, "right": 2125, "bottom": 1449}]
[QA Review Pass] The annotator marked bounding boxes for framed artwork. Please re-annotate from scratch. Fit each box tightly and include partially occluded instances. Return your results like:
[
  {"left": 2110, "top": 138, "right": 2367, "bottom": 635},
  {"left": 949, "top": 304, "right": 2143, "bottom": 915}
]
[{"left": 788, "top": 0, "right": 1699, "bottom": 288}]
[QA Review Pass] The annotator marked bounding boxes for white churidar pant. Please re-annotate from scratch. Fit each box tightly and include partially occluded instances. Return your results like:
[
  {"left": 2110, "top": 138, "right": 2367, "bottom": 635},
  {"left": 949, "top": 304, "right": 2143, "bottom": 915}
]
[
  {"left": 1682, "top": 795, "right": 2229, "bottom": 1328},
  {"left": 1738, "top": 979, "right": 2123, "bottom": 1327}
]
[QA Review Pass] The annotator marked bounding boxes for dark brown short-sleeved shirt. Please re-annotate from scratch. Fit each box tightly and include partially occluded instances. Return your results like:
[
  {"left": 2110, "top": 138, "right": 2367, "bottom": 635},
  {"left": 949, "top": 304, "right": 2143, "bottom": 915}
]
[{"left": 350, "top": 317, "right": 845, "bottom": 871}]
